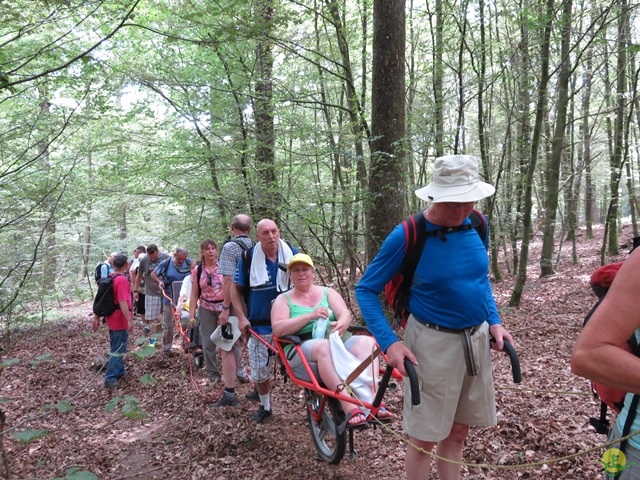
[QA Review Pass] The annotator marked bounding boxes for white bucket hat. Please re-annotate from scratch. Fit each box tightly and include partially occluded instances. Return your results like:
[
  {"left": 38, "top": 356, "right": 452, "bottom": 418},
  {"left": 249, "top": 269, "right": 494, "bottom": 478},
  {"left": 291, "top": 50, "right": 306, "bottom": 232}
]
[
  {"left": 415, "top": 155, "right": 495, "bottom": 203},
  {"left": 210, "top": 316, "right": 241, "bottom": 351}
]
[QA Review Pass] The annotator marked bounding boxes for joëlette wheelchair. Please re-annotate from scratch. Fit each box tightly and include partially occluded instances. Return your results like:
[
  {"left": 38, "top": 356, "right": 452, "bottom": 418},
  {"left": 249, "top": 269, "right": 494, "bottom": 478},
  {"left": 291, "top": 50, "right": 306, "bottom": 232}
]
[{"left": 249, "top": 325, "right": 420, "bottom": 464}]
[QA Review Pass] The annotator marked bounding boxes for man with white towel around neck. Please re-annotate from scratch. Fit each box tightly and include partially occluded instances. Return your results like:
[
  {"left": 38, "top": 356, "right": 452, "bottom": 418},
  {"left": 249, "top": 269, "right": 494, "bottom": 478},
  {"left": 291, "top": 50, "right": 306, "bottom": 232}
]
[{"left": 230, "top": 218, "right": 298, "bottom": 422}]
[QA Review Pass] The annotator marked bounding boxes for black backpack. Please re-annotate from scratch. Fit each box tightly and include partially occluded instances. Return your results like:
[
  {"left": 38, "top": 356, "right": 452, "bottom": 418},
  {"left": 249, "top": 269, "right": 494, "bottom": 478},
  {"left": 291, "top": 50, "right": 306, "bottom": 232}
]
[
  {"left": 94, "top": 262, "right": 109, "bottom": 282},
  {"left": 93, "top": 274, "right": 122, "bottom": 317}
]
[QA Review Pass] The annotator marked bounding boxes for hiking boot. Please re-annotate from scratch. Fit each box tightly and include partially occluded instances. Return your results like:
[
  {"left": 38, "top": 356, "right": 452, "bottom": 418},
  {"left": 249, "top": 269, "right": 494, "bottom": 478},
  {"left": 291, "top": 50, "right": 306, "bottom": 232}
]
[
  {"left": 245, "top": 388, "right": 259, "bottom": 402},
  {"left": 236, "top": 374, "right": 250, "bottom": 384},
  {"left": 143, "top": 325, "right": 151, "bottom": 335},
  {"left": 211, "top": 394, "right": 239, "bottom": 408},
  {"left": 250, "top": 405, "right": 272, "bottom": 423},
  {"left": 163, "top": 350, "right": 174, "bottom": 358},
  {"left": 194, "top": 353, "right": 204, "bottom": 369}
]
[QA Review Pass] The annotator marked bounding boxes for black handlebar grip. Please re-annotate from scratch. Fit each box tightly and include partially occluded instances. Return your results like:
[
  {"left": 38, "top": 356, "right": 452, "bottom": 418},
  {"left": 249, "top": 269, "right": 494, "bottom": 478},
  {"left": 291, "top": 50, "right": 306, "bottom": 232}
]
[
  {"left": 404, "top": 359, "right": 421, "bottom": 406},
  {"left": 502, "top": 339, "right": 522, "bottom": 384}
]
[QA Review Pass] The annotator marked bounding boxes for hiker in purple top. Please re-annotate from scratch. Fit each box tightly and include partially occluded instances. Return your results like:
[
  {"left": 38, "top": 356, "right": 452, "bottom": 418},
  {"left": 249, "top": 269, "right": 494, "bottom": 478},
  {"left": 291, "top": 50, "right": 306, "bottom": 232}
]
[{"left": 356, "top": 155, "right": 514, "bottom": 480}]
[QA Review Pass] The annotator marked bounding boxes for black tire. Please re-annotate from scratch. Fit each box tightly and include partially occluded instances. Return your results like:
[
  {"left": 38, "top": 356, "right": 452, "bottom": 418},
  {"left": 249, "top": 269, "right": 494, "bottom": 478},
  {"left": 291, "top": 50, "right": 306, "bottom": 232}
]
[{"left": 305, "top": 389, "right": 346, "bottom": 464}]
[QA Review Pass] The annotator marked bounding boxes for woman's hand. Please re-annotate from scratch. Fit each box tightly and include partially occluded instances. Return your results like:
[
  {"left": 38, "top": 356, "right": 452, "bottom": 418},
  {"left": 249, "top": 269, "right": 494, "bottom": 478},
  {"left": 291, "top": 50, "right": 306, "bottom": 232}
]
[
  {"left": 310, "top": 306, "right": 330, "bottom": 320},
  {"left": 329, "top": 315, "right": 350, "bottom": 336}
]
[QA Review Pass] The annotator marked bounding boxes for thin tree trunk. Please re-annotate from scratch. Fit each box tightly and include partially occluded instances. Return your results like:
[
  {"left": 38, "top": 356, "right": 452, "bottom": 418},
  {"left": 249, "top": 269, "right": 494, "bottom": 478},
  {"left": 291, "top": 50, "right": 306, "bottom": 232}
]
[
  {"left": 432, "top": 0, "right": 444, "bottom": 157},
  {"left": 606, "top": 0, "right": 629, "bottom": 256},
  {"left": 510, "top": 0, "right": 554, "bottom": 306},
  {"left": 540, "top": 0, "right": 572, "bottom": 277}
]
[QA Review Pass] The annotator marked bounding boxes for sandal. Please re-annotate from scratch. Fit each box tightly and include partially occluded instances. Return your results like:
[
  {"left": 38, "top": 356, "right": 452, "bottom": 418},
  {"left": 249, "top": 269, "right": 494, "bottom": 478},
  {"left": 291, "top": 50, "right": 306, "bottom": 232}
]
[
  {"left": 346, "top": 408, "right": 368, "bottom": 428},
  {"left": 370, "top": 406, "right": 394, "bottom": 423}
]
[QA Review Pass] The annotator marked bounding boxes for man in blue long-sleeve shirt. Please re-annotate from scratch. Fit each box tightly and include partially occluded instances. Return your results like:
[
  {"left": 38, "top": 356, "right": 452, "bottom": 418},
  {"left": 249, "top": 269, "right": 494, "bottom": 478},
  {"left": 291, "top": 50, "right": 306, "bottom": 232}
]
[{"left": 356, "top": 155, "right": 513, "bottom": 480}]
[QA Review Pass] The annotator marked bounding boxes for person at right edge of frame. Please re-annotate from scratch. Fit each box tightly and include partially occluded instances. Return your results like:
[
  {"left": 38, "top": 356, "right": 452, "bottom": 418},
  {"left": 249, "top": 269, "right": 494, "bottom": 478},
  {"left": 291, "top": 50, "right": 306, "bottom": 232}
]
[
  {"left": 571, "top": 245, "right": 640, "bottom": 480},
  {"left": 355, "top": 154, "right": 514, "bottom": 480}
]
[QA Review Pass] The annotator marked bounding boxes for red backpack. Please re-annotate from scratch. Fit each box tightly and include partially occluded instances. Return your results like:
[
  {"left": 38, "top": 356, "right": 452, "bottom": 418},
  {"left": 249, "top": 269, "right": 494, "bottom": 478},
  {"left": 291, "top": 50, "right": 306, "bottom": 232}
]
[
  {"left": 584, "top": 254, "right": 640, "bottom": 438},
  {"left": 384, "top": 209, "right": 487, "bottom": 330}
]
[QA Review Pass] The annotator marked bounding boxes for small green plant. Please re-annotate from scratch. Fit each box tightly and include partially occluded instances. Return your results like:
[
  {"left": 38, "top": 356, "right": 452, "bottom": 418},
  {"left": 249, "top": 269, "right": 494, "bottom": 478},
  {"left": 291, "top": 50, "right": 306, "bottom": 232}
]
[
  {"left": 30, "top": 352, "right": 54, "bottom": 366},
  {"left": 12, "top": 429, "right": 48, "bottom": 443},
  {"left": 132, "top": 345, "right": 157, "bottom": 360},
  {"left": 139, "top": 374, "right": 157, "bottom": 385},
  {"left": 105, "top": 395, "right": 147, "bottom": 420},
  {"left": 0, "top": 358, "right": 20, "bottom": 369},
  {"left": 52, "top": 466, "right": 99, "bottom": 480}
]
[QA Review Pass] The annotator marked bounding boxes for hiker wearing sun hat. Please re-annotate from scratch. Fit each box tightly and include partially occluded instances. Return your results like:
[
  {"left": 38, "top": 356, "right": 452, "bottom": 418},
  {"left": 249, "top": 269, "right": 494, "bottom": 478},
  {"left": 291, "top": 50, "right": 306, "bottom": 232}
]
[{"left": 356, "top": 154, "right": 514, "bottom": 480}]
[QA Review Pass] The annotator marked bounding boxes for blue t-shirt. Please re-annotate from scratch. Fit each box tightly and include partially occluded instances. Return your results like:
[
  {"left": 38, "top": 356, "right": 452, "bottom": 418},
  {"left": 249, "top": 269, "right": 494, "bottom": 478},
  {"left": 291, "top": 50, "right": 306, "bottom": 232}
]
[
  {"left": 235, "top": 245, "right": 299, "bottom": 334},
  {"left": 155, "top": 258, "right": 192, "bottom": 305},
  {"left": 355, "top": 212, "right": 500, "bottom": 352}
]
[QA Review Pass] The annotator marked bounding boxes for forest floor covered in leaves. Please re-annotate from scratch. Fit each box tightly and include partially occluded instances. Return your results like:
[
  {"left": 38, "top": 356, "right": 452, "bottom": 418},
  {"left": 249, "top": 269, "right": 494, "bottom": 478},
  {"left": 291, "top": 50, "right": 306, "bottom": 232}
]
[{"left": 1, "top": 225, "right": 635, "bottom": 480}]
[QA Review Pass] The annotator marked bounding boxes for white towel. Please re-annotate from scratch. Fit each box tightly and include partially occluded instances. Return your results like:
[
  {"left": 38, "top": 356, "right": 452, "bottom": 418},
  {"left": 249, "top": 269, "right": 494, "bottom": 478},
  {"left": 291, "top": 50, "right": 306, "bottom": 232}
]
[
  {"left": 329, "top": 331, "right": 374, "bottom": 413},
  {"left": 249, "top": 239, "right": 294, "bottom": 292}
]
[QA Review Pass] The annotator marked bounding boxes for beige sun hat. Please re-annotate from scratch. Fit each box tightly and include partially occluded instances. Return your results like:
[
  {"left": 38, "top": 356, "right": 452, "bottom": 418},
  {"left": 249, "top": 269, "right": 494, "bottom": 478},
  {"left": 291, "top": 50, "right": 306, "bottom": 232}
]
[{"left": 415, "top": 155, "right": 495, "bottom": 203}]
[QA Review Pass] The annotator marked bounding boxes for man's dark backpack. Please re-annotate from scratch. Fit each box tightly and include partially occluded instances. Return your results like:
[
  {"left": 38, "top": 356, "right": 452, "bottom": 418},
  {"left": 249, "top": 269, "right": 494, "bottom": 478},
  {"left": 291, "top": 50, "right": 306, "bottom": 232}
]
[
  {"left": 384, "top": 208, "right": 487, "bottom": 330},
  {"left": 93, "top": 274, "right": 123, "bottom": 318},
  {"left": 94, "top": 262, "right": 109, "bottom": 282},
  {"left": 583, "top": 240, "right": 640, "bottom": 452}
]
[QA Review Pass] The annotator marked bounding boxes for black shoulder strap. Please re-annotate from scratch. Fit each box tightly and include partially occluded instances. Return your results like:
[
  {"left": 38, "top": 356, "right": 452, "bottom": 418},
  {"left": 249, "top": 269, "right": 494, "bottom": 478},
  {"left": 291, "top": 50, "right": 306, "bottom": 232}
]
[
  {"left": 196, "top": 262, "right": 203, "bottom": 296},
  {"left": 161, "top": 257, "right": 170, "bottom": 278},
  {"left": 401, "top": 212, "right": 428, "bottom": 290},
  {"left": 233, "top": 237, "right": 253, "bottom": 252},
  {"left": 619, "top": 394, "right": 640, "bottom": 459}
]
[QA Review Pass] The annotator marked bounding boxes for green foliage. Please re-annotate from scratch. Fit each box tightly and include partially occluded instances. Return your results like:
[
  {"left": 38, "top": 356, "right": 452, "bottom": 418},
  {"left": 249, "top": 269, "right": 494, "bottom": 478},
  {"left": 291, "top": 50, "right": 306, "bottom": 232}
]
[
  {"left": 104, "top": 395, "right": 147, "bottom": 419},
  {"left": 0, "top": 358, "right": 20, "bottom": 369},
  {"left": 30, "top": 352, "right": 54, "bottom": 366},
  {"left": 55, "top": 400, "right": 73, "bottom": 413},
  {"left": 12, "top": 429, "right": 48, "bottom": 443},
  {"left": 139, "top": 374, "right": 157, "bottom": 385},
  {"left": 53, "top": 467, "right": 99, "bottom": 480},
  {"left": 132, "top": 345, "right": 157, "bottom": 360}
]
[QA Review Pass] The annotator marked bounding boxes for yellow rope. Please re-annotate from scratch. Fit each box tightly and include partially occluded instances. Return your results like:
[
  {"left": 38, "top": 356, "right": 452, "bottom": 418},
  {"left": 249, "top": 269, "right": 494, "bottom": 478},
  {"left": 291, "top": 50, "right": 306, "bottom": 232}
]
[{"left": 495, "top": 385, "right": 593, "bottom": 396}]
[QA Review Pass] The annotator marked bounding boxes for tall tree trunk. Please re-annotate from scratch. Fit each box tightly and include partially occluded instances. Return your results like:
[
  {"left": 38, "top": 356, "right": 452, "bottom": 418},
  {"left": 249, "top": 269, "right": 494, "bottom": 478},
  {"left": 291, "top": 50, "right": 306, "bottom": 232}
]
[
  {"left": 581, "top": 23, "right": 595, "bottom": 239},
  {"left": 324, "top": 0, "right": 370, "bottom": 261},
  {"left": 511, "top": 0, "right": 532, "bottom": 277},
  {"left": 510, "top": 0, "right": 554, "bottom": 306},
  {"left": 254, "top": 0, "right": 277, "bottom": 220},
  {"left": 366, "top": 0, "right": 406, "bottom": 259},
  {"left": 432, "top": 0, "right": 444, "bottom": 157},
  {"left": 606, "top": 0, "right": 629, "bottom": 256},
  {"left": 476, "top": 0, "right": 501, "bottom": 281},
  {"left": 453, "top": 1, "right": 469, "bottom": 153},
  {"left": 38, "top": 88, "right": 56, "bottom": 290},
  {"left": 540, "top": 0, "right": 572, "bottom": 277}
]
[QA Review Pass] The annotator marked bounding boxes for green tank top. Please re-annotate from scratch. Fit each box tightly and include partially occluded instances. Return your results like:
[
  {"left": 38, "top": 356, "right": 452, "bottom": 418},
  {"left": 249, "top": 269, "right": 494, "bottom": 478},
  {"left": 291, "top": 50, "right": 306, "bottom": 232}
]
[{"left": 285, "top": 287, "right": 335, "bottom": 338}]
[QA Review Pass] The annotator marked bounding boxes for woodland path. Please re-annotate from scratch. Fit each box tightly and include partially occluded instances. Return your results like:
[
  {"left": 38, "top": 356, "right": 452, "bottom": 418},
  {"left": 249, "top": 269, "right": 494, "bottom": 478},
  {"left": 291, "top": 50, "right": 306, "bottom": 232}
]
[{"left": 1, "top": 226, "right": 632, "bottom": 479}]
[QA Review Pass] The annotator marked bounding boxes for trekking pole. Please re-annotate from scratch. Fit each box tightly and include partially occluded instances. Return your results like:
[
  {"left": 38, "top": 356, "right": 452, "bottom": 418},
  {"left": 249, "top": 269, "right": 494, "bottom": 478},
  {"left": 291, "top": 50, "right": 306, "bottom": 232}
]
[{"left": 503, "top": 340, "right": 522, "bottom": 384}]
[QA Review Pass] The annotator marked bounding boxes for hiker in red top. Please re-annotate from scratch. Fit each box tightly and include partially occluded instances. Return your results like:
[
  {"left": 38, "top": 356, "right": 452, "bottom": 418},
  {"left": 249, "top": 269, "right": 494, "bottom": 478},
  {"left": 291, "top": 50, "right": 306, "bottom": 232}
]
[{"left": 93, "top": 253, "right": 134, "bottom": 389}]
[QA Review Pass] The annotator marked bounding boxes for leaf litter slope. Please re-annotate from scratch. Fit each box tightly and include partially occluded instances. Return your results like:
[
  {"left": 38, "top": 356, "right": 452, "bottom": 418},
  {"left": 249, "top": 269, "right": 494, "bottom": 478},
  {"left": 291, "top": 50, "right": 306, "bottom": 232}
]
[{"left": 0, "top": 226, "right": 630, "bottom": 479}]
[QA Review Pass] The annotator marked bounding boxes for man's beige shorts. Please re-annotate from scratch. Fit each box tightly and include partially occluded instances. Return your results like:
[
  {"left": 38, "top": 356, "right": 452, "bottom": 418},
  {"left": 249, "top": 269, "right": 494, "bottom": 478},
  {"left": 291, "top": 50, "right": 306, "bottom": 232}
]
[{"left": 402, "top": 316, "right": 497, "bottom": 442}]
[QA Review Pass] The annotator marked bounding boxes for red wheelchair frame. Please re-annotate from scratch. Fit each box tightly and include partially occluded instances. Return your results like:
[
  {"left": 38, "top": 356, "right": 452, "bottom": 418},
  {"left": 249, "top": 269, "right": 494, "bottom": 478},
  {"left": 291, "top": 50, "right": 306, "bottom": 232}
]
[{"left": 248, "top": 325, "right": 420, "bottom": 464}]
